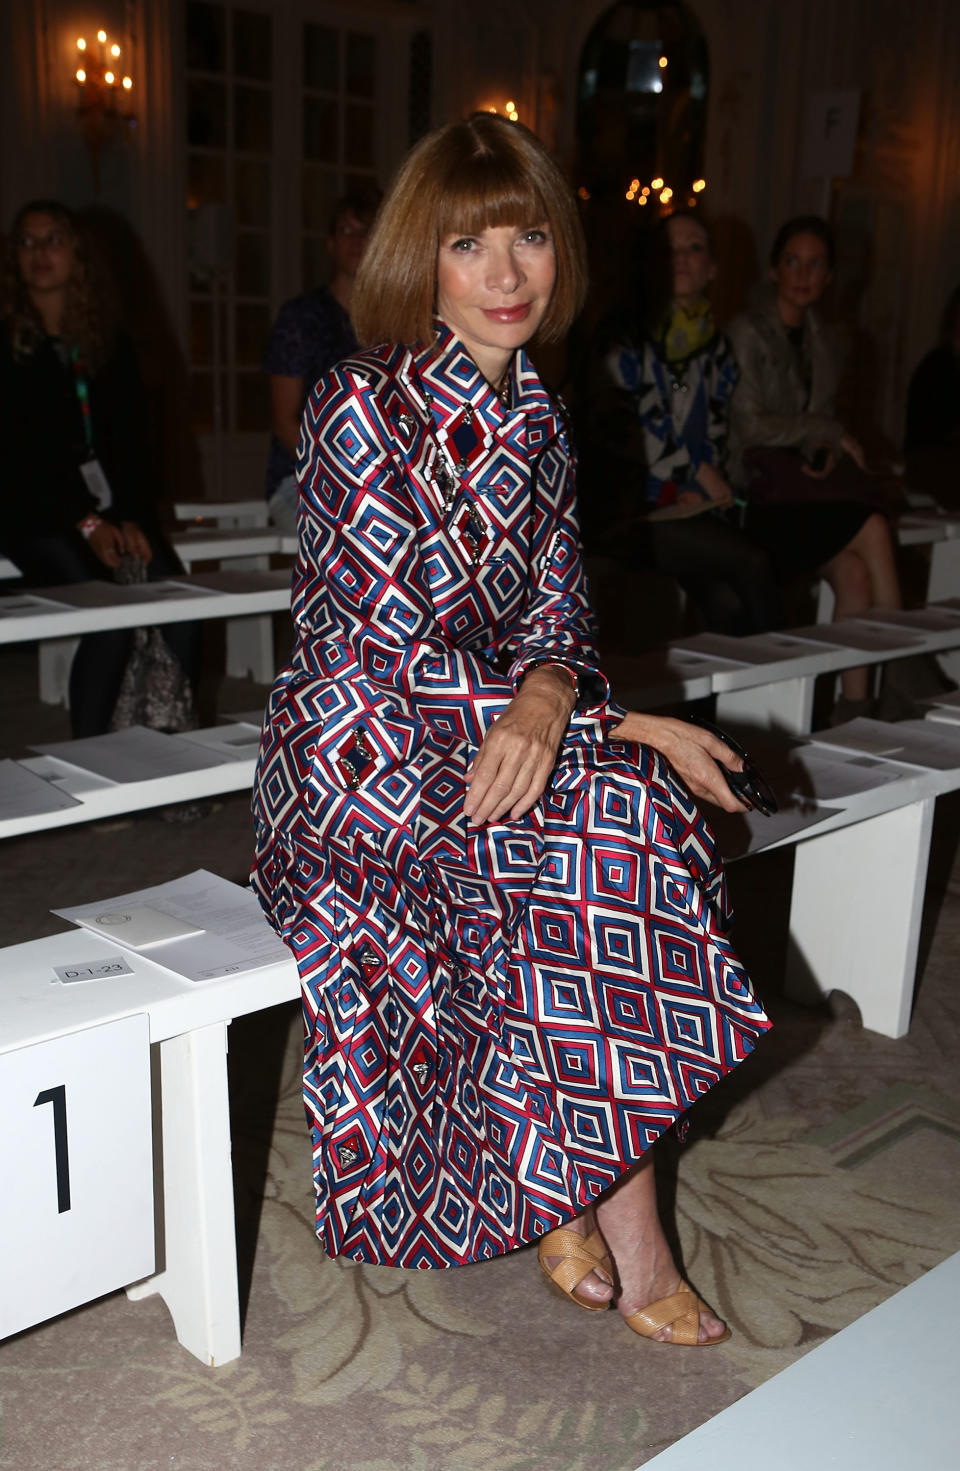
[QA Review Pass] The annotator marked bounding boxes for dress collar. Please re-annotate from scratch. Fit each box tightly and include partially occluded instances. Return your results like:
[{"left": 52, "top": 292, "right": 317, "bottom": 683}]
[{"left": 412, "top": 319, "right": 561, "bottom": 440}]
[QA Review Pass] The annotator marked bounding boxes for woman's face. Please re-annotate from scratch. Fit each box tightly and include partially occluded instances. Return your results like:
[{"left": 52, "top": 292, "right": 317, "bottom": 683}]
[
  {"left": 668, "top": 215, "right": 714, "bottom": 304},
  {"left": 16, "top": 212, "right": 78, "bottom": 295},
  {"left": 328, "top": 209, "right": 371, "bottom": 282},
  {"left": 435, "top": 221, "right": 556, "bottom": 383},
  {"left": 770, "top": 231, "right": 832, "bottom": 314}
]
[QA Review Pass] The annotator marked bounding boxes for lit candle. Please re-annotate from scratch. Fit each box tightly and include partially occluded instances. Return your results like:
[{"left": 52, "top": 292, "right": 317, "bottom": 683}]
[{"left": 76, "top": 68, "right": 86, "bottom": 83}]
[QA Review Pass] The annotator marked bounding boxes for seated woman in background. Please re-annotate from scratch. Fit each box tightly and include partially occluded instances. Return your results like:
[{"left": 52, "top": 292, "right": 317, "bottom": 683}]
[
  {"left": 597, "top": 211, "right": 781, "bottom": 636},
  {"left": 264, "top": 187, "right": 381, "bottom": 532},
  {"left": 0, "top": 199, "right": 199, "bottom": 737},
  {"left": 727, "top": 215, "right": 902, "bottom": 716},
  {"left": 904, "top": 284, "right": 960, "bottom": 510}
]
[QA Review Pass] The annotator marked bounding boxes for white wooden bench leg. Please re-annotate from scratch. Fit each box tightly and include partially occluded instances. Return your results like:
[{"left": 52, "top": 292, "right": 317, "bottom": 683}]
[
  {"left": 784, "top": 797, "right": 935, "bottom": 1038},
  {"left": 715, "top": 675, "right": 815, "bottom": 735},
  {"left": 126, "top": 1021, "right": 241, "bottom": 1367},
  {"left": 38, "top": 637, "right": 79, "bottom": 707},
  {"left": 225, "top": 556, "right": 274, "bottom": 682}
]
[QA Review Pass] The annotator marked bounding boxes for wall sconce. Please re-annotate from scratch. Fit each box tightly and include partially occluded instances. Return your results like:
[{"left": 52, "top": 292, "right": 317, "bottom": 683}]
[{"left": 74, "top": 29, "right": 136, "bottom": 188}]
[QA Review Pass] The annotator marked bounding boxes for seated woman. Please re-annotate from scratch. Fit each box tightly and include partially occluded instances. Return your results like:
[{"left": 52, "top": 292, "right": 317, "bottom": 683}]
[
  {"left": 0, "top": 199, "right": 199, "bottom": 736},
  {"left": 251, "top": 113, "right": 771, "bottom": 1346},
  {"left": 727, "top": 215, "right": 902, "bottom": 715},
  {"left": 599, "top": 211, "right": 781, "bottom": 636},
  {"left": 264, "top": 187, "right": 381, "bottom": 532}
]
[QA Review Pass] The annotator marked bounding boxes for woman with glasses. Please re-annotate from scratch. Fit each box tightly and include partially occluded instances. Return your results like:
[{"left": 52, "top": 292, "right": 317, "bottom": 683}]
[{"left": 0, "top": 199, "right": 199, "bottom": 735}]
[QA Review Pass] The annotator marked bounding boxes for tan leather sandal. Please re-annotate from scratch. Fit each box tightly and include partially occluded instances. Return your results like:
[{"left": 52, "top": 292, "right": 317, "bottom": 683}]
[
  {"left": 622, "top": 1282, "right": 731, "bottom": 1345},
  {"left": 537, "top": 1226, "right": 614, "bottom": 1312}
]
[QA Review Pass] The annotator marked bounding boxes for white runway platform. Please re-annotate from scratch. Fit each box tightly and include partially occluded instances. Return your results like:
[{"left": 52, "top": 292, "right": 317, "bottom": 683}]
[{"left": 642, "top": 1251, "right": 960, "bottom": 1470}]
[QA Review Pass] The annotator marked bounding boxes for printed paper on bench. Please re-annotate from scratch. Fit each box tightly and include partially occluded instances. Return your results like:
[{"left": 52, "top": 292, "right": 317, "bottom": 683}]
[
  {"left": 815, "top": 717, "right": 960, "bottom": 771},
  {"left": 0, "top": 592, "right": 72, "bottom": 617},
  {"left": 54, "top": 869, "right": 290, "bottom": 982},
  {"left": 0, "top": 760, "right": 82, "bottom": 820},
  {"left": 30, "top": 726, "right": 237, "bottom": 783}
]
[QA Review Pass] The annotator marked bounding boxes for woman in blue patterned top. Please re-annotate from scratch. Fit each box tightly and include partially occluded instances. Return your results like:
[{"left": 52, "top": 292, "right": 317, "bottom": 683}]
[
  {"left": 601, "top": 213, "right": 781, "bottom": 634},
  {"left": 264, "top": 187, "right": 381, "bottom": 530}
]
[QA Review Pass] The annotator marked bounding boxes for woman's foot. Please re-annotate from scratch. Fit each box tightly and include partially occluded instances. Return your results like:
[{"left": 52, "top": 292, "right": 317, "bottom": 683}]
[
  {"left": 595, "top": 1156, "right": 728, "bottom": 1344},
  {"left": 538, "top": 1207, "right": 614, "bottom": 1309}
]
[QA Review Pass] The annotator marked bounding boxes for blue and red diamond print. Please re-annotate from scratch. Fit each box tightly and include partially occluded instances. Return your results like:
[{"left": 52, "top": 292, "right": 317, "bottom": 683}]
[{"left": 251, "top": 322, "right": 771, "bottom": 1268}]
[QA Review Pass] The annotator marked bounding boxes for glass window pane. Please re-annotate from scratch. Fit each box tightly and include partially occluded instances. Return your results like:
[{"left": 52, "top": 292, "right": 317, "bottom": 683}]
[
  {"left": 188, "top": 152, "right": 226, "bottom": 211},
  {"left": 189, "top": 371, "right": 217, "bottom": 432},
  {"left": 234, "top": 85, "right": 272, "bottom": 152},
  {"left": 233, "top": 9, "right": 271, "bottom": 81},
  {"left": 186, "top": 1, "right": 226, "bottom": 73},
  {"left": 235, "top": 304, "right": 271, "bottom": 365},
  {"left": 345, "top": 104, "right": 374, "bottom": 167},
  {"left": 303, "top": 24, "right": 338, "bottom": 92},
  {"left": 346, "top": 33, "right": 376, "bottom": 99},
  {"left": 234, "top": 157, "right": 270, "bottom": 226},
  {"left": 187, "top": 79, "right": 227, "bottom": 147},
  {"left": 236, "top": 231, "right": 270, "bottom": 296},
  {"left": 345, "top": 169, "right": 378, "bottom": 195},
  {"left": 236, "top": 372, "right": 271, "bottom": 430},
  {"left": 302, "top": 164, "right": 338, "bottom": 233},
  {"left": 189, "top": 298, "right": 227, "bottom": 364},
  {"left": 190, "top": 301, "right": 213, "bottom": 364},
  {"left": 304, "top": 97, "right": 338, "bottom": 162}
]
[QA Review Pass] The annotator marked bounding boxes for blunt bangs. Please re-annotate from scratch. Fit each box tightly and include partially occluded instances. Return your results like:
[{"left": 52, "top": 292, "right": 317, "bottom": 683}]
[
  {"left": 352, "top": 114, "right": 587, "bottom": 350},
  {"left": 434, "top": 155, "right": 550, "bottom": 242}
]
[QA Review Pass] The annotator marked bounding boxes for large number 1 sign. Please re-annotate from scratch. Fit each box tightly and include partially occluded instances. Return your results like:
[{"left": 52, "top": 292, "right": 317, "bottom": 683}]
[{"left": 0, "top": 1014, "right": 155, "bottom": 1341}]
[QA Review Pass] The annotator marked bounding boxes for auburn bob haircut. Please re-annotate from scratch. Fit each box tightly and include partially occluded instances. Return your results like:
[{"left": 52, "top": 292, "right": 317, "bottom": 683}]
[{"left": 352, "top": 113, "right": 587, "bottom": 349}]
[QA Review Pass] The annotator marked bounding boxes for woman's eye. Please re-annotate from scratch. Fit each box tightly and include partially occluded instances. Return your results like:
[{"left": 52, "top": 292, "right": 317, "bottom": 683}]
[
  {"left": 522, "top": 229, "right": 549, "bottom": 245},
  {"left": 449, "top": 237, "right": 476, "bottom": 252}
]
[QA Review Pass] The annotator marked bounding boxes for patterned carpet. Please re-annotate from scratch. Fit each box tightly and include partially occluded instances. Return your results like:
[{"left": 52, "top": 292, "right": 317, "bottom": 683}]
[{"left": 1, "top": 650, "right": 959, "bottom": 1471}]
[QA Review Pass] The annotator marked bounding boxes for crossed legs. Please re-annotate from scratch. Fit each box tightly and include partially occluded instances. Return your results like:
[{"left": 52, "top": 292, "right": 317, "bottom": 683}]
[{"left": 822, "top": 512, "right": 902, "bottom": 701}]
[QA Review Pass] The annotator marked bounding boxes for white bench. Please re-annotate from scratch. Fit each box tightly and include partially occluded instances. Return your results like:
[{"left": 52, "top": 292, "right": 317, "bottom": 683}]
[
  {"left": 642, "top": 1251, "right": 959, "bottom": 1471},
  {"left": 719, "top": 723, "right": 960, "bottom": 1038},
  {"left": 0, "top": 896, "right": 298, "bottom": 1368},
  {"left": 4, "top": 721, "right": 958, "bottom": 1365},
  {"left": 0, "top": 723, "right": 261, "bottom": 841},
  {"left": 7, "top": 529, "right": 297, "bottom": 703},
  {"left": 174, "top": 498, "right": 270, "bottom": 529},
  {"left": 608, "top": 603, "right": 960, "bottom": 735},
  {"left": 0, "top": 570, "right": 292, "bottom": 708}
]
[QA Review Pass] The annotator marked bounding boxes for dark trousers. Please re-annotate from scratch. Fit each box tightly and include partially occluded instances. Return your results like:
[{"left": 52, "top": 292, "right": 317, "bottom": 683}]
[
  {"left": 628, "top": 511, "right": 784, "bottom": 635},
  {"left": 4, "top": 531, "right": 202, "bottom": 738}
]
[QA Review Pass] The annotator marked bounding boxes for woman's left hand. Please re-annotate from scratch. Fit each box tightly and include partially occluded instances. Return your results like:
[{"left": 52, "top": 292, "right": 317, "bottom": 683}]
[
  {"left": 120, "top": 521, "right": 153, "bottom": 563},
  {"left": 610, "top": 711, "right": 749, "bottom": 812},
  {"left": 464, "top": 666, "right": 576, "bottom": 825}
]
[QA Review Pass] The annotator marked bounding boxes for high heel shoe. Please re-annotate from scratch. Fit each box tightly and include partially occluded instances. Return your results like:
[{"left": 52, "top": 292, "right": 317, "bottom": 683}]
[
  {"left": 537, "top": 1226, "right": 613, "bottom": 1312},
  {"left": 622, "top": 1282, "right": 730, "bottom": 1346}
]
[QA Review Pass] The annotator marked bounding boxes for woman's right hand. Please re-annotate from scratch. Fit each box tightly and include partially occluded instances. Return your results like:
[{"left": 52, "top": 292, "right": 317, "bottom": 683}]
[
  {"left": 464, "top": 666, "right": 576, "bottom": 825},
  {"left": 85, "top": 520, "right": 125, "bottom": 568}
]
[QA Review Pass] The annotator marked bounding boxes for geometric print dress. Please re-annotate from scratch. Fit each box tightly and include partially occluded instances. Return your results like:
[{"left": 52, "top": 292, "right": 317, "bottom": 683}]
[{"left": 251, "top": 321, "right": 771, "bottom": 1268}]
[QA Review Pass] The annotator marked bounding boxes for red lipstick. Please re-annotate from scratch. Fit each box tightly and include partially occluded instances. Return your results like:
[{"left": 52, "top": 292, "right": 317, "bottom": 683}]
[{"left": 481, "top": 303, "right": 532, "bottom": 324}]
